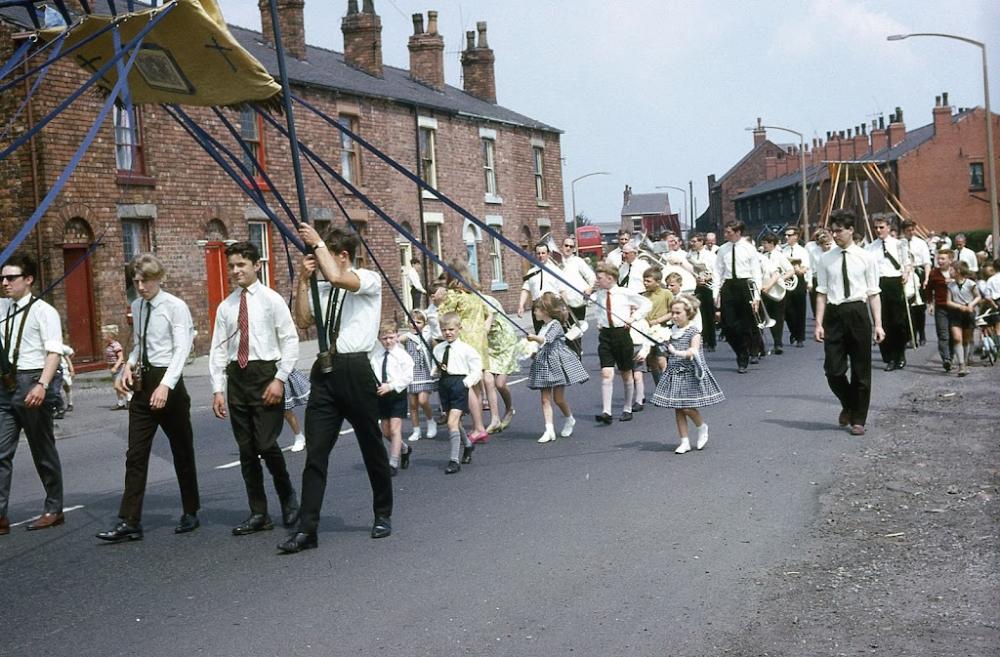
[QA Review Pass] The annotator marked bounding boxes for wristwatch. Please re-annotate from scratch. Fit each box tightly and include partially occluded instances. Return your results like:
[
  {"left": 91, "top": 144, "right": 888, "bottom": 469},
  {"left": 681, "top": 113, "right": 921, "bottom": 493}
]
[{"left": 37, "top": 381, "right": 49, "bottom": 390}]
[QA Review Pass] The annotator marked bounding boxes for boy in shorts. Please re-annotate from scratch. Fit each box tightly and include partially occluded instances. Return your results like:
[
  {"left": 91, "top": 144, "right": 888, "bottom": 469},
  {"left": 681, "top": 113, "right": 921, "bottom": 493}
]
[{"left": 432, "top": 312, "right": 482, "bottom": 474}]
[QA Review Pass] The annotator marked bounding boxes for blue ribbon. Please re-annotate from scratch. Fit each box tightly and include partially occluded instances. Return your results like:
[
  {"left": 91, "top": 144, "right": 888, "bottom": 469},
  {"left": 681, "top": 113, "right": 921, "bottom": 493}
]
[
  {"left": 0, "top": 37, "right": 64, "bottom": 141},
  {"left": 0, "top": 19, "right": 118, "bottom": 95},
  {"left": 0, "top": 36, "right": 31, "bottom": 80}
]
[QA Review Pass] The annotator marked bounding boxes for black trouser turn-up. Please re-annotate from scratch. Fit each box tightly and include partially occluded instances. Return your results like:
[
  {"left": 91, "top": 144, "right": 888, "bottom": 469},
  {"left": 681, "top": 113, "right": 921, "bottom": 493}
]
[{"left": 822, "top": 301, "right": 873, "bottom": 426}]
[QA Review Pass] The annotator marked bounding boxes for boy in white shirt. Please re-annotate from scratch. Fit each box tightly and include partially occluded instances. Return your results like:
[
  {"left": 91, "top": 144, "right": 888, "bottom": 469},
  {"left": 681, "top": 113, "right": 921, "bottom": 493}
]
[
  {"left": 432, "top": 312, "right": 482, "bottom": 474},
  {"left": 370, "top": 321, "right": 414, "bottom": 476}
]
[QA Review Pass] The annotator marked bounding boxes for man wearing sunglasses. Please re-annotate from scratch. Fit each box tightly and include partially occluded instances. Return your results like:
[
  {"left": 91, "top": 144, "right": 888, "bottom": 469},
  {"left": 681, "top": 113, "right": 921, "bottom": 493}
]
[
  {"left": 781, "top": 227, "right": 810, "bottom": 348},
  {"left": 0, "top": 254, "right": 66, "bottom": 536},
  {"left": 559, "top": 237, "right": 596, "bottom": 356}
]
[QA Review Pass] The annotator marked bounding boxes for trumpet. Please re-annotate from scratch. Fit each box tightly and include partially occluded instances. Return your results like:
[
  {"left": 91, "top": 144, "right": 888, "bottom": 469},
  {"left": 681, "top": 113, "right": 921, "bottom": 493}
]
[{"left": 748, "top": 279, "right": 776, "bottom": 329}]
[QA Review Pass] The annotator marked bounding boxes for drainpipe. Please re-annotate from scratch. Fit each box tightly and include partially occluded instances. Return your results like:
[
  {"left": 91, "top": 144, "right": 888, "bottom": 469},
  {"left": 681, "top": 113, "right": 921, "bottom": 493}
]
[
  {"left": 22, "top": 38, "right": 45, "bottom": 289},
  {"left": 413, "top": 105, "right": 428, "bottom": 288}
]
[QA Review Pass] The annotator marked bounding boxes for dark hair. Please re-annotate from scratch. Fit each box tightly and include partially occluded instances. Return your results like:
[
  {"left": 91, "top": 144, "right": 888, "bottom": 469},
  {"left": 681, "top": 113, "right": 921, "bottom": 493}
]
[
  {"left": 643, "top": 266, "right": 663, "bottom": 283},
  {"left": 900, "top": 219, "right": 917, "bottom": 231},
  {"left": 324, "top": 227, "right": 359, "bottom": 260},
  {"left": 225, "top": 240, "right": 261, "bottom": 263},
  {"left": 617, "top": 229, "right": 630, "bottom": 238},
  {"left": 872, "top": 214, "right": 895, "bottom": 229},
  {"left": 828, "top": 209, "right": 856, "bottom": 231},
  {"left": 724, "top": 220, "right": 745, "bottom": 235},
  {"left": 761, "top": 233, "right": 780, "bottom": 246},
  {"left": 784, "top": 227, "right": 800, "bottom": 236},
  {"left": 689, "top": 232, "right": 705, "bottom": 243},
  {"left": 3, "top": 252, "right": 37, "bottom": 280},
  {"left": 410, "top": 257, "right": 421, "bottom": 265}
]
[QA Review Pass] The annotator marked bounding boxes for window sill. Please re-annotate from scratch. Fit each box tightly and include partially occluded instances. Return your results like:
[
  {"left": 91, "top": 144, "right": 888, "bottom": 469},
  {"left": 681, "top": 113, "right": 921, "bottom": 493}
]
[
  {"left": 969, "top": 186, "right": 986, "bottom": 192},
  {"left": 535, "top": 199, "right": 550, "bottom": 207},
  {"left": 421, "top": 189, "right": 440, "bottom": 201},
  {"left": 116, "top": 172, "right": 155, "bottom": 187},
  {"left": 490, "top": 281, "right": 509, "bottom": 292},
  {"left": 484, "top": 194, "right": 504, "bottom": 205}
]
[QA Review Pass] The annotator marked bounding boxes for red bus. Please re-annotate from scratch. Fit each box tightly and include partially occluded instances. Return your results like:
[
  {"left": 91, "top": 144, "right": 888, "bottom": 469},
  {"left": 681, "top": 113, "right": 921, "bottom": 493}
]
[{"left": 575, "top": 226, "right": 604, "bottom": 267}]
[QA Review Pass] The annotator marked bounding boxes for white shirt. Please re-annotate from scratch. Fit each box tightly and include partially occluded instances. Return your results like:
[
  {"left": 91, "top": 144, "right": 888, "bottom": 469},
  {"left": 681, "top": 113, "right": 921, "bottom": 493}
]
[
  {"left": 405, "top": 266, "right": 425, "bottom": 294},
  {"left": 618, "top": 257, "right": 649, "bottom": 293},
  {"left": 521, "top": 262, "right": 565, "bottom": 301},
  {"left": 706, "top": 244, "right": 719, "bottom": 254},
  {"left": 560, "top": 255, "right": 596, "bottom": 307},
  {"left": 605, "top": 247, "right": 624, "bottom": 269},
  {"left": 369, "top": 344, "right": 413, "bottom": 393},
  {"left": 955, "top": 246, "right": 978, "bottom": 273},
  {"left": 592, "top": 286, "right": 652, "bottom": 329},
  {"left": 761, "top": 249, "right": 794, "bottom": 288},
  {"left": 424, "top": 303, "right": 442, "bottom": 340},
  {"left": 982, "top": 273, "right": 1000, "bottom": 301},
  {"left": 209, "top": 281, "right": 299, "bottom": 394},
  {"left": 780, "top": 243, "right": 811, "bottom": 279},
  {"left": 0, "top": 295, "right": 63, "bottom": 370},
  {"left": 127, "top": 290, "right": 193, "bottom": 390},
  {"left": 309, "top": 269, "right": 382, "bottom": 354},
  {"left": 905, "top": 236, "right": 931, "bottom": 269},
  {"left": 866, "top": 237, "right": 904, "bottom": 278},
  {"left": 816, "top": 244, "right": 881, "bottom": 305},
  {"left": 432, "top": 338, "right": 482, "bottom": 388},
  {"left": 712, "top": 240, "right": 763, "bottom": 296}
]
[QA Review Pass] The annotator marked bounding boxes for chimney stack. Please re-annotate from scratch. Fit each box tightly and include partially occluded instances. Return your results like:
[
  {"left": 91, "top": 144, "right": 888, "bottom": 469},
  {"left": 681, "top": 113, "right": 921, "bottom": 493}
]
[
  {"left": 342, "top": 0, "right": 383, "bottom": 78},
  {"left": 752, "top": 117, "right": 766, "bottom": 147},
  {"left": 887, "top": 106, "right": 906, "bottom": 148},
  {"left": 408, "top": 11, "right": 445, "bottom": 90},
  {"left": 853, "top": 124, "right": 868, "bottom": 157},
  {"left": 461, "top": 21, "right": 496, "bottom": 103},
  {"left": 933, "top": 91, "right": 951, "bottom": 134},
  {"left": 259, "top": 0, "right": 306, "bottom": 60}
]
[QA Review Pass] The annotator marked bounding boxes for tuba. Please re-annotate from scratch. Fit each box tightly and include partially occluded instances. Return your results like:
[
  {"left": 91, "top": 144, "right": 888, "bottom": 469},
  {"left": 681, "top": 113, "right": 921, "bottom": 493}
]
[
  {"left": 764, "top": 258, "right": 799, "bottom": 301},
  {"left": 749, "top": 279, "right": 776, "bottom": 329}
]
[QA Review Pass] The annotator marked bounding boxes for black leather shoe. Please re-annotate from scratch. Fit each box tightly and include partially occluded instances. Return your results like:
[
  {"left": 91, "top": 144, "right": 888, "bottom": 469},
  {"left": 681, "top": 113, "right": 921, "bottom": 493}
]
[
  {"left": 774, "top": 345, "right": 784, "bottom": 355},
  {"left": 281, "top": 500, "right": 300, "bottom": 528},
  {"left": 749, "top": 355, "right": 760, "bottom": 364},
  {"left": 389, "top": 465, "right": 398, "bottom": 477},
  {"left": 96, "top": 521, "right": 143, "bottom": 543},
  {"left": 631, "top": 401, "right": 644, "bottom": 412},
  {"left": 795, "top": 341, "right": 804, "bottom": 348},
  {"left": 400, "top": 448, "right": 411, "bottom": 470},
  {"left": 737, "top": 364, "right": 748, "bottom": 373},
  {"left": 174, "top": 513, "right": 199, "bottom": 534},
  {"left": 444, "top": 460, "right": 461, "bottom": 474},
  {"left": 897, "top": 359, "right": 906, "bottom": 369},
  {"left": 884, "top": 362, "right": 898, "bottom": 372},
  {"left": 232, "top": 514, "right": 273, "bottom": 536},
  {"left": 619, "top": 411, "right": 633, "bottom": 422},
  {"left": 371, "top": 516, "right": 391, "bottom": 539},
  {"left": 461, "top": 443, "right": 474, "bottom": 464},
  {"left": 594, "top": 413, "right": 613, "bottom": 425},
  {"left": 277, "top": 532, "right": 317, "bottom": 554}
]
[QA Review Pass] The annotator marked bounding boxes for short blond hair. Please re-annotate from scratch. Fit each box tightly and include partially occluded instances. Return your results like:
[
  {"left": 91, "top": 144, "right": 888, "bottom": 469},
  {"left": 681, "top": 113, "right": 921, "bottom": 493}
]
[
  {"left": 440, "top": 311, "right": 461, "bottom": 328},
  {"left": 129, "top": 253, "right": 165, "bottom": 281},
  {"left": 379, "top": 320, "right": 398, "bottom": 337}
]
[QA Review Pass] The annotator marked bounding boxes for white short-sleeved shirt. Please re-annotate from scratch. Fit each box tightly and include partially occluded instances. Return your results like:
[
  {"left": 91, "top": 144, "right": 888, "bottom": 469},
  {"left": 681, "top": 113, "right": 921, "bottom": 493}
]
[
  {"left": 816, "top": 244, "right": 881, "bottom": 305},
  {"left": 0, "top": 295, "right": 63, "bottom": 370},
  {"left": 310, "top": 269, "right": 382, "bottom": 354}
]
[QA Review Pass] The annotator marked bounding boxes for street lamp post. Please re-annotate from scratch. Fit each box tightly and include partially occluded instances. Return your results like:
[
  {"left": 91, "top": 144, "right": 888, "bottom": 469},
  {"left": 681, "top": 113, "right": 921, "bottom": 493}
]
[
  {"left": 747, "top": 124, "right": 809, "bottom": 238},
  {"left": 655, "top": 185, "right": 688, "bottom": 236},
  {"left": 570, "top": 171, "right": 610, "bottom": 237},
  {"left": 888, "top": 32, "right": 998, "bottom": 258}
]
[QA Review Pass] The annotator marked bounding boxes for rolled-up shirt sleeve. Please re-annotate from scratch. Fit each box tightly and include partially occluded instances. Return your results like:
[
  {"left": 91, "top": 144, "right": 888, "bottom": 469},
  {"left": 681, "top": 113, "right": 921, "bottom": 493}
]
[
  {"left": 864, "top": 250, "right": 881, "bottom": 297},
  {"left": 40, "top": 304, "right": 64, "bottom": 355}
]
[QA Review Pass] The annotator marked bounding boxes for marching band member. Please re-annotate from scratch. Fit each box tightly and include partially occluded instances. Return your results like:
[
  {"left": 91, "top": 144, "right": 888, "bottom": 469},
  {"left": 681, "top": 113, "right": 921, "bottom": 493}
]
[
  {"left": 559, "top": 236, "right": 596, "bottom": 356},
  {"left": 901, "top": 220, "right": 931, "bottom": 346},
  {"left": 713, "top": 221, "right": 763, "bottom": 373},
  {"left": 687, "top": 233, "right": 717, "bottom": 351},
  {"left": 866, "top": 216, "right": 908, "bottom": 371},
  {"left": 780, "top": 227, "right": 810, "bottom": 347},
  {"left": 605, "top": 230, "right": 631, "bottom": 269},
  {"left": 518, "top": 243, "right": 565, "bottom": 333},
  {"left": 760, "top": 233, "right": 794, "bottom": 354},
  {"left": 814, "top": 210, "right": 884, "bottom": 437},
  {"left": 618, "top": 243, "right": 650, "bottom": 294}
]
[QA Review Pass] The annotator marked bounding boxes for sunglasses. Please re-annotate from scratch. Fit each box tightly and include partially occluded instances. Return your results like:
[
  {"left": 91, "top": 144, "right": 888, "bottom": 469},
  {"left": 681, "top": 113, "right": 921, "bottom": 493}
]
[
  {"left": 0, "top": 274, "right": 25, "bottom": 282},
  {"left": 784, "top": 233, "right": 795, "bottom": 237}
]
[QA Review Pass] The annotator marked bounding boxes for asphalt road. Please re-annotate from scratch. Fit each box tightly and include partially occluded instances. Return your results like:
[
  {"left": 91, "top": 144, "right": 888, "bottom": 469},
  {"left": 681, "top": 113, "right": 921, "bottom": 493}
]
[{"left": 0, "top": 324, "right": 919, "bottom": 657}]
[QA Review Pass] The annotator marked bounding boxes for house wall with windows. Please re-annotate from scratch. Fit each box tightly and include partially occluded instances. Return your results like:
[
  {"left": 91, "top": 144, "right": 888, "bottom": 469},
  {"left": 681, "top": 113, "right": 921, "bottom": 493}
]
[{"left": 0, "top": 1, "right": 564, "bottom": 366}]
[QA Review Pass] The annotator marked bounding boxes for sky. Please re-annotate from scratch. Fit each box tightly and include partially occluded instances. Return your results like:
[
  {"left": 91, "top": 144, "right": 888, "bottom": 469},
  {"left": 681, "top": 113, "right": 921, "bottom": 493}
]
[{"left": 217, "top": 0, "right": 1000, "bottom": 229}]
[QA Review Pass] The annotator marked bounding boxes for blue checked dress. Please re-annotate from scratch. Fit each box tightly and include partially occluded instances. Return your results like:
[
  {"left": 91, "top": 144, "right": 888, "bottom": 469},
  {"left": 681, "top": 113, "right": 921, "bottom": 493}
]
[
  {"left": 528, "top": 320, "right": 590, "bottom": 389},
  {"left": 404, "top": 331, "right": 438, "bottom": 393},
  {"left": 283, "top": 368, "right": 311, "bottom": 410},
  {"left": 652, "top": 325, "right": 725, "bottom": 409}
]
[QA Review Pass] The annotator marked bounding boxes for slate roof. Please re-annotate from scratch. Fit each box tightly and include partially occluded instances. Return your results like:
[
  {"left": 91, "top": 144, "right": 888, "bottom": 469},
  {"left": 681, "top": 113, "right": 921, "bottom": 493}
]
[
  {"left": 0, "top": 2, "right": 561, "bottom": 133},
  {"left": 621, "top": 192, "right": 671, "bottom": 216}
]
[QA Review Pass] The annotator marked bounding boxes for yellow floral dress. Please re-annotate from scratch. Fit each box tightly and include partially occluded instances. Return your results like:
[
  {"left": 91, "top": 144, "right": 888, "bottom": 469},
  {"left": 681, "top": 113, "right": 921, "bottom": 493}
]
[
  {"left": 439, "top": 290, "right": 489, "bottom": 365},
  {"left": 482, "top": 295, "right": 520, "bottom": 375}
]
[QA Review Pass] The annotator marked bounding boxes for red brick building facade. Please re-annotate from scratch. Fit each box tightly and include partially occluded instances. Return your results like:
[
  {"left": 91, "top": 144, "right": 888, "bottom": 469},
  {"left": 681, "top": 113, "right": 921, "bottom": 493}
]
[{"left": 0, "top": 1, "right": 565, "bottom": 369}]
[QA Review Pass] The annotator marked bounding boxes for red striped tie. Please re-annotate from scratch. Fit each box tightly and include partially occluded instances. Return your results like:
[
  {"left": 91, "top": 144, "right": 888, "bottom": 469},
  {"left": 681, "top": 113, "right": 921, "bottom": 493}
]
[{"left": 237, "top": 288, "right": 249, "bottom": 368}]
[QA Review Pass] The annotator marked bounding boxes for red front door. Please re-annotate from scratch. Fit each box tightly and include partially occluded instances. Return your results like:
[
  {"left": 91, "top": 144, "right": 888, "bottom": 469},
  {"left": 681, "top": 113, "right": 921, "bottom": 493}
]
[
  {"left": 62, "top": 246, "right": 97, "bottom": 362},
  {"left": 205, "top": 242, "right": 229, "bottom": 338}
]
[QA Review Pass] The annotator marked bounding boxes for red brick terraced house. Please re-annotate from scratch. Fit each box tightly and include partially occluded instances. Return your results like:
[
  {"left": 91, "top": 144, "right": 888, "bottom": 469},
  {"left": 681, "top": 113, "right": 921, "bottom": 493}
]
[{"left": 0, "top": 0, "right": 565, "bottom": 369}]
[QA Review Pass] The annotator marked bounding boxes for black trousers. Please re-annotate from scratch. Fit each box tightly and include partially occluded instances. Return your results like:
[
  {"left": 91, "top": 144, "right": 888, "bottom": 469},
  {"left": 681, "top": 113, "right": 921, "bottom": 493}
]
[
  {"left": 119, "top": 367, "right": 199, "bottom": 523},
  {"left": 410, "top": 288, "right": 423, "bottom": 310},
  {"left": 0, "top": 370, "right": 63, "bottom": 517},
  {"left": 227, "top": 361, "right": 294, "bottom": 516},
  {"left": 878, "top": 277, "right": 909, "bottom": 364},
  {"left": 785, "top": 275, "right": 807, "bottom": 343},
  {"left": 910, "top": 304, "right": 926, "bottom": 343},
  {"left": 809, "top": 277, "right": 819, "bottom": 318},
  {"left": 694, "top": 285, "right": 716, "bottom": 348},
  {"left": 762, "top": 294, "right": 786, "bottom": 347},
  {"left": 720, "top": 279, "right": 753, "bottom": 366},
  {"left": 823, "top": 301, "right": 873, "bottom": 426},
  {"left": 299, "top": 353, "right": 392, "bottom": 534}
]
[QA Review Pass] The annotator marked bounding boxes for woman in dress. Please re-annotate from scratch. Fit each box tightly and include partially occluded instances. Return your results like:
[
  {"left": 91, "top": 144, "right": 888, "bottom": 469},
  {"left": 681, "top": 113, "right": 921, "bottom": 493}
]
[{"left": 481, "top": 294, "right": 519, "bottom": 433}]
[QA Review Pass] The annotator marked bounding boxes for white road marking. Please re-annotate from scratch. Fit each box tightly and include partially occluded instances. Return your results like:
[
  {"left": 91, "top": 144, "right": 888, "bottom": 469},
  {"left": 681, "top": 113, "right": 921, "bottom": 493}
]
[
  {"left": 12, "top": 504, "right": 85, "bottom": 527},
  {"left": 508, "top": 377, "right": 528, "bottom": 386},
  {"left": 214, "top": 428, "right": 355, "bottom": 469}
]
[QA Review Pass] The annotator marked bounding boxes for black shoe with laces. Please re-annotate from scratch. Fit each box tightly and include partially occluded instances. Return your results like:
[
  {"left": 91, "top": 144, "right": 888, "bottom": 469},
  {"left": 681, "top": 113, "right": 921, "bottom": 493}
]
[
  {"left": 594, "top": 413, "right": 613, "bottom": 425},
  {"left": 461, "top": 444, "right": 474, "bottom": 464},
  {"left": 444, "top": 460, "right": 461, "bottom": 474},
  {"left": 619, "top": 411, "right": 633, "bottom": 422},
  {"left": 277, "top": 532, "right": 317, "bottom": 554},
  {"left": 371, "top": 516, "right": 391, "bottom": 539}
]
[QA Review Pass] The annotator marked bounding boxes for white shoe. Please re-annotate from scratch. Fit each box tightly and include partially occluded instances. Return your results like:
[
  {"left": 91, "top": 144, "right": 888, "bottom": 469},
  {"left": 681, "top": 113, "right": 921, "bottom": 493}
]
[
  {"left": 537, "top": 429, "right": 556, "bottom": 444},
  {"left": 290, "top": 434, "right": 306, "bottom": 453},
  {"left": 407, "top": 428, "right": 422, "bottom": 442},
  {"left": 696, "top": 424, "right": 709, "bottom": 450},
  {"left": 560, "top": 416, "right": 576, "bottom": 438},
  {"left": 426, "top": 420, "right": 438, "bottom": 439},
  {"left": 675, "top": 438, "right": 691, "bottom": 454}
]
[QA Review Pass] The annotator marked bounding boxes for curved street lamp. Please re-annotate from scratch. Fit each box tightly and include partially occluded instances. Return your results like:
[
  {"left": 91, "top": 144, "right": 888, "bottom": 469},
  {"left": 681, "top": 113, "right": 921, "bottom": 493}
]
[
  {"left": 655, "top": 185, "right": 688, "bottom": 235},
  {"left": 888, "top": 32, "right": 998, "bottom": 258},
  {"left": 570, "top": 171, "right": 610, "bottom": 236}
]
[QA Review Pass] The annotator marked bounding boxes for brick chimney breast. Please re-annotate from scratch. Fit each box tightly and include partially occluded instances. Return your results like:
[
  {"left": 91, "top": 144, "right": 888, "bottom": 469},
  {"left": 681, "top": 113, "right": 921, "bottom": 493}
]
[
  {"left": 887, "top": 106, "right": 906, "bottom": 148},
  {"left": 342, "top": 0, "right": 383, "bottom": 78},
  {"left": 461, "top": 21, "right": 496, "bottom": 103},
  {"left": 408, "top": 11, "right": 445, "bottom": 90},
  {"left": 752, "top": 117, "right": 766, "bottom": 147},
  {"left": 933, "top": 91, "right": 952, "bottom": 134},
  {"left": 258, "top": 0, "right": 306, "bottom": 61}
]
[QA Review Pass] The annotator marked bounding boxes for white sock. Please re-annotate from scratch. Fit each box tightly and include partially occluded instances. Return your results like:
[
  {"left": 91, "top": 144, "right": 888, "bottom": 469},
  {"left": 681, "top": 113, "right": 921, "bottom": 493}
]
[
  {"left": 389, "top": 455, "right": 400, "bottom": 468},
  {"left": 623, "top": 377, "right": 634, "bottom": 413},
  {"left": 545, "top": 423, "right": 554, "bottom": 435},
  {"left": 449, "top": 430, "right": 461, "bottom": 462},
  {"left": 602, "top": 378, "right": 613, "bottom": 415}
]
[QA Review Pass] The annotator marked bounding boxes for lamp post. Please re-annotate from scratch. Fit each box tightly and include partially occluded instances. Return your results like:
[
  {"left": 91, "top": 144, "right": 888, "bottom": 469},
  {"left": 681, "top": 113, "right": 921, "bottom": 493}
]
[
  {"left": 888, "top": 32, "right": 998, "bottom": 258},
  {"left": 655, "top": 185, "right": 688, "bottom": 236},
  {"left": 570, "top": 171, "right": 610, "bottom": 237},
  {"left": 747, "top": 124, "right": 809, "bottom": 238}
]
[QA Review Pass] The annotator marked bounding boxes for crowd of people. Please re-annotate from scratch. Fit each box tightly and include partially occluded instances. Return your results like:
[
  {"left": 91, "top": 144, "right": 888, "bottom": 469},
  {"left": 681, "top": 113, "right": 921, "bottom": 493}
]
[{"left": 0, "top": 213, "right": 995, "bottom": 552}]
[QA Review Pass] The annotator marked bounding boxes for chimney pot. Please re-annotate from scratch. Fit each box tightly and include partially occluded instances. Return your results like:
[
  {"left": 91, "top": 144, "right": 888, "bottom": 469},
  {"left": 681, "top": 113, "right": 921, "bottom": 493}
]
[
  {"left": 347, "top": 0, "right": 358, "bottom": 14},
  {"left": 894, "top": 107, "right": 903, "bottom": 122},
  {"left": 476, "top": 21, "right": 489, "bottom": 48},
  {"left": 942, "top": 91, "right": 949, "bottom": 106},
  {"left": 362, "top": 0, "right": 374, "bottom": 13},
  {"left": 427, "top": 10, "right": 438, "bottom": 34},
  {"left": 465, "top": 30, "right": 475, "bottom": 50},
  {"left": 847, "top": 128, "right": 852, "bottom": 138},
  {"left": 879, "top": 116, "right": 885, "bottom": 129},
  {"left": 411, "top": 12, "right": 423, "bottom": 34},
  {"left": 935, "top": 95, "right": 941, "bottom": 107}
]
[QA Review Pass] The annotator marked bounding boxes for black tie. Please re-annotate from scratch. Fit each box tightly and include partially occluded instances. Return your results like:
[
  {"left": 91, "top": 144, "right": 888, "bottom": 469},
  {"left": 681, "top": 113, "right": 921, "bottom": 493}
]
[
  {"left": 882, "top": 241, "right": 900, "bottom": 270},
  {"left": 621, "top": 265, "right": 630, "bottom": 288},
  {"left": 441, "top": 344, "right": 450, "bottom": 373},
  {"left": 842, "top": 249, "right": 851, "bottom": 298},
  {"left": 731, "top": 243, "right": 738, "bottom": 279},
  {"left": 381, "top": 351, "right": 389, "bottom": 383}
]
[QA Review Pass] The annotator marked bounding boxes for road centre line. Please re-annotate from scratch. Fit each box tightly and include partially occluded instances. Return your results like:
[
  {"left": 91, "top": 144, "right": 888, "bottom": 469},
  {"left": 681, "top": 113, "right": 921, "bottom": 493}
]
[{"left": 214, "top": 428, "right": 355, "bottom": 469}]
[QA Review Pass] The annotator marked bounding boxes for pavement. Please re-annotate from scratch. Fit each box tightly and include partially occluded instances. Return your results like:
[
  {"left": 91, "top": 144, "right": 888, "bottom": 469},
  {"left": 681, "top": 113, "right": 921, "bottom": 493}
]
[{"left": 0, "top": 316, "right": 981, "bottom": 657}]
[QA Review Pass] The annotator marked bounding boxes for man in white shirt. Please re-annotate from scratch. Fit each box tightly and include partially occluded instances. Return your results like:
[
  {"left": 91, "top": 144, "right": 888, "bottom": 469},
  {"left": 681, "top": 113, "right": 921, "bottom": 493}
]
[
  {"left": 0, "top": 253, "right": 65, "bottom": 535},
  {"left": 760, "top": 233, "right": 795, "bottom": 353},
  {"left": 866, "top": 217, "right": 909, "bottom": 371},
  {"left": 280, "top": 225, "right": 393, "bottom": 554},
  {"left": 618, "top": 243, "right": 649, "bottom": 294},
  {"left": 98, "top": 253, "right": 200, "bottom": 542},
  {"left": 687, "top": 233, "right": 717, "bottom": 350},
  {"left": 781, "top": 227, "right": 811, "bottom": 347},
  {"left": 815, "top": 210, "right": 885, "bottom": 436},
  {"left": 704, "top": 232, "right": 720, "bottom": 254},
  {"left": 604, "top": 230, "right": 631, "bottom": 269},
  {"left": 713, "top": 221, "right": 763, "bottom": 373},
  {"left": 404, "top": 258, "right": 426, "bottom": 309},
  {"left": 901, "top": 220, "right": 931, "bottom": 346},
  {"left": 518, "top": 243, "right": 564, "bottom": 333},
  {"left": 953, "top": 234, "right": 978, "bottom": 274},
  {"left": 559, "top": 236, "right": 596, "bottom": 356},
  {"left": 209, "top": 242, "right": 300, "bottom": 536}
]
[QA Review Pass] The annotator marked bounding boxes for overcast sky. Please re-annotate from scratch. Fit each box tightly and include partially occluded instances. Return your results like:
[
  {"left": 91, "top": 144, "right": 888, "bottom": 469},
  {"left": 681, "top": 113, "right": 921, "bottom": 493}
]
[{"left": 217, "top": 0, "right": 999, "bottom": 229}]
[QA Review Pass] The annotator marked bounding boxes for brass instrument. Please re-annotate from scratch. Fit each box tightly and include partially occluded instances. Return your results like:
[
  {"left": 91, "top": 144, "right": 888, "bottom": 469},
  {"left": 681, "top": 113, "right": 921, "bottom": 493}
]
[
  {"left": 748, "top": 279, "right": 776, "bottom": 329},
  {"left": 763, "top": 257, "right": 799, "bottom": 301},
  {"left": 633, "top": 233, "right": 697, "bottom": 291}
]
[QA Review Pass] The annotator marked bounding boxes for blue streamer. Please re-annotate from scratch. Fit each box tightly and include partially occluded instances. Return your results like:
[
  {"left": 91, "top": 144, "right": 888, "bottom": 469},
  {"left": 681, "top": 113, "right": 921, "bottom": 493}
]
[
  {"left": 0, "top": 37, "right": 31, "bottom": 81},
  {"left": 0, "top": 37, "right": 64, "bottom": 141},
  {"left": 0, "top": 19, "right": 118, "bottom": 95}
]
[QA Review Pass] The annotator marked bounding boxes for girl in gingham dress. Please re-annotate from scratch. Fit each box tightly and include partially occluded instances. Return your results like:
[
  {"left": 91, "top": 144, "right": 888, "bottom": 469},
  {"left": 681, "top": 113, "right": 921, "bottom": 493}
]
[
  {"left": 399, "top": 310, "right": 438, "bottom": 441},
  {"left": 652, "top": 294, "right": 725, "bottom": 454},
  {"left": 527, "top": 293, "right": 589, "bottom": 444}
]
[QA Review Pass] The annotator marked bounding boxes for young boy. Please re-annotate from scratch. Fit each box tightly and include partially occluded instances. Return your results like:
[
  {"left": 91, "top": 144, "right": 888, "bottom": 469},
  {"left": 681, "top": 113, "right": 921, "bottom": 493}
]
[
  {"left": 591, "top": 263, "right": 651, "bottom": 424},
  {"left": 642, "top": 267, "right": 672, "bottom": 383},
  {"left": 924, "top": 249, "right": 955, "bottom": 371},
  {"left": 103, "top": 325, "right": 130, "bottom": 410},
  {"left": 370, "top": 321, "right": 414, "bottom": 476},
  {"left": 54, "top": 344, "right": 75, "bottom": 420},
  {"left": 431, "top": 312, "right": 482, "bottom": 474}
]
